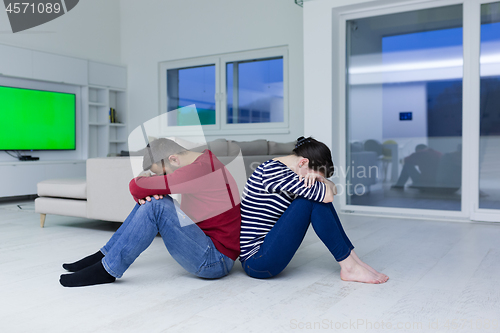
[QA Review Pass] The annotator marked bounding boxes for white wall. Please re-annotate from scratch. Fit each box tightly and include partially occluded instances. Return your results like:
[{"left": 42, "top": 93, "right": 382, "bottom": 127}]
[
  {"left": 0, "top": 0, "right": 122, "bottom": 64},
  {"left": 120, "top": 0, "right": 304, "bottom": 143},
  {"left": 304, "top": 0, "right": 400, "bottom": 167},
  {"left": 348, "top": 85, "right": 383, "bottom": 142},
  {"left": 0, "top": 0, "right": 123, "bottom": 165}
]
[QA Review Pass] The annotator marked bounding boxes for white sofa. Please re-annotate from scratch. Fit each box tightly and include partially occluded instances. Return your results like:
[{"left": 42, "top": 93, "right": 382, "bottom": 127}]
[
  {"left": 35, "top": 139, "right": 295, "bottom": 227},
  {"left": 35, "top": 157, "right": 142, "bottom": 227}
]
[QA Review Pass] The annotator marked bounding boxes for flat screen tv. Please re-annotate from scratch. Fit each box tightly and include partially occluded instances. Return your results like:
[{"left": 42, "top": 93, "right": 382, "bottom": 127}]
[{"left": 0, "top": 86, "right": 76, "bottom": 150}]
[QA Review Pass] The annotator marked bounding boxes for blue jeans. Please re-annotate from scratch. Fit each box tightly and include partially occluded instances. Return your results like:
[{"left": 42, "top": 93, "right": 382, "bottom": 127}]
[
  {"left": 241, "top": 197, "right": 354, "bottom": 279},
  {"left": 100, "top": 196, "right": 234, "bottom": 279}
]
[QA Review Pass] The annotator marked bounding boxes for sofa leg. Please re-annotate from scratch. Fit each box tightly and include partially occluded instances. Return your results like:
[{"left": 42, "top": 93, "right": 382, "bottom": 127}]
[{"left": 40, "top": 214, "right": 46, "bottom": 228}]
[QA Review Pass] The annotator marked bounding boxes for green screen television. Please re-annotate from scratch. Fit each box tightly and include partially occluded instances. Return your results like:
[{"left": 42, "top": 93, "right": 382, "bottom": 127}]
[{"left": 0, "top": 86, "right": 76, "bottom": 150}]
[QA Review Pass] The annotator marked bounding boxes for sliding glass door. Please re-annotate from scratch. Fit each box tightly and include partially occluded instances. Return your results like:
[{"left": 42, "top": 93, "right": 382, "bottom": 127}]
[
  {"left": 475, "top": 1, "right": 500, "bottom": 221},
  {"left": 341, "top": 0, "right": 500, "bottom": 221},
  {"left": 345, "top": 4, "right": 464, "bottom": 211}
]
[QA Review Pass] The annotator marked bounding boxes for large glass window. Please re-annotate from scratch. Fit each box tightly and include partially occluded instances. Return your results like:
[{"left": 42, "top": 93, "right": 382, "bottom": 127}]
[
  {"left": 479, "top": 2, "right": 500, "bottom": 209},
  {"left": 167, "top": 65, "right": 216, "bottom": 126},
  {"left": 346, "top": 5, "right": 463, "bottom": 211},
  {"left": 160, "top": 48, "right": 287, "bottom": 131},
  {"left": 226, "top": 57, "right": 284, "bottom": 124}
]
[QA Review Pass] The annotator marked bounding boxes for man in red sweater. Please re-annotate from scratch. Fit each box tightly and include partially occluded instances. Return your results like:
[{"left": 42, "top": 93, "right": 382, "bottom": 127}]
[
  {"left": 392, "top": 144, "right": 442, "bottom": 190},
  {"left": 60, "top": 138, "right": 241, "bottom": 287}
]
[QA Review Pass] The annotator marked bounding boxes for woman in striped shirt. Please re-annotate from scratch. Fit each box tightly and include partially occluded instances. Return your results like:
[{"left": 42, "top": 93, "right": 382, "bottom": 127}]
[{"left": 239, "top": 137, "right": 388, "bottom": 284}]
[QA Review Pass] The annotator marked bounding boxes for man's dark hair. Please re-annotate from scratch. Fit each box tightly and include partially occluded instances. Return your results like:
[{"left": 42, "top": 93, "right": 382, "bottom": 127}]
[
  {"left": 292, "top": 136, "right": 334, "bottom": 178},
  {"left": 142, "top": 138, "right": 187, "bottom": 171}
]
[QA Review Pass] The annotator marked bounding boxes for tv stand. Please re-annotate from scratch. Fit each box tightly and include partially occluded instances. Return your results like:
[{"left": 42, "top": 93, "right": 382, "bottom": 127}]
[
  {"left": 0, "top": 159, "right": 85, "bottom": 198},
  {"left": 18, "top": 155, "right": 39, "bottom": 161}
]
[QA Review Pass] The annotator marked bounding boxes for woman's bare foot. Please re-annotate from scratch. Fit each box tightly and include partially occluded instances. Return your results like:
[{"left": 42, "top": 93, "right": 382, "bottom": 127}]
[
  {"left": 350, "top": 251, "right": 389, "bottom": 283},
  {"left": 338, "top": 255, "right": 388, "bottom": 284}
]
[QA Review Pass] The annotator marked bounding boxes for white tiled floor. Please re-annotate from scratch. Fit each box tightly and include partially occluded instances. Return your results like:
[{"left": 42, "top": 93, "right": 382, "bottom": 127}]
[{"left": 0, "top": 201, "right": 499, "bottom": 333}]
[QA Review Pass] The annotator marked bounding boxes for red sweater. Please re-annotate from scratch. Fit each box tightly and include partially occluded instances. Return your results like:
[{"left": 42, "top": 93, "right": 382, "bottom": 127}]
[{"left": 129, "top": 150, "right": 241, "bottom": 260}]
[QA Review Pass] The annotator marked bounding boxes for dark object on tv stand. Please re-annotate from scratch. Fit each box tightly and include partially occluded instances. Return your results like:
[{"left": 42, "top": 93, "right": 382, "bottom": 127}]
[
  {"left": 120, "top": 150, "right": 145, "bottom": 157},
  {"left": 18, "top": 155, "right": 39, "bottom": 161}
]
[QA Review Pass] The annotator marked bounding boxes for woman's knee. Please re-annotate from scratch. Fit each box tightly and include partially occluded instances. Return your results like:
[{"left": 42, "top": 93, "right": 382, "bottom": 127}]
[
  {"left": 289, "top": 196, "right": 315, "bottom": 209},
  {"left": 292, "top": 197, "right": 330, "bottom": 208},
  {"left": 311, "top": 200, "right": 333, "bottom": 211}
]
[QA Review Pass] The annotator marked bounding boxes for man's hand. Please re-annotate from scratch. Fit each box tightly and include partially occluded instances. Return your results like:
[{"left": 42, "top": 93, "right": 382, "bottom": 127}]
[
  {"left": 138, "top": 194, "right": 164, "bottom": 205},
  {"left": 137, "top": 170, "right": 153, "bottom": 178},
  {"left": 299, "top": 173, "right": 326, "bottom": 188}
]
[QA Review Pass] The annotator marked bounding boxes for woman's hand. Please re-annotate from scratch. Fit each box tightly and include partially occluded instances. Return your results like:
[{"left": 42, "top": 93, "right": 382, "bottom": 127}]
[
  {"left": 299, "top": 172, "right": 326, "bottom": 188},
  {"left": 138, "top": 194, "right": 164, "bottom": 205}
]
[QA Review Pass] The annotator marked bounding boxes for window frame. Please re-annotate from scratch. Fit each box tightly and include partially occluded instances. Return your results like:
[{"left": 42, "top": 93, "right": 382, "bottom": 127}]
[{"left": 158, "top": 47, "right": 289, "bottom": 136}]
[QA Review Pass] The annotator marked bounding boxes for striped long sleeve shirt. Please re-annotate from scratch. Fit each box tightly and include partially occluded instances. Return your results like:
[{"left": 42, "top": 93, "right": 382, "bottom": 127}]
[{"left": 239, "top": 159, "right": 326, "bottom": 261}]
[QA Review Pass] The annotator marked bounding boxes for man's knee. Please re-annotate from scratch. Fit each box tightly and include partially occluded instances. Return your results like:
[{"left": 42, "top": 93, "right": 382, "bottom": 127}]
[
  {"left": 139, "top": 196, "right": 174, "bottom": 211},
  {"left": 138, "top": 197, "right": 182, "bottom": 227}
]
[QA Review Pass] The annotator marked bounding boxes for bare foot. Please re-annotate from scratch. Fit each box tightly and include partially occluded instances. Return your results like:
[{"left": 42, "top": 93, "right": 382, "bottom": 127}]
[
  {"left": 355, "top": 259, "right": 389, "bottom": 282},
  {"left": 350, "top": 251, "right": 389, "bottom": 283},
  {"left": 340, "top": 262, "right": 387, "bottom": 284}
]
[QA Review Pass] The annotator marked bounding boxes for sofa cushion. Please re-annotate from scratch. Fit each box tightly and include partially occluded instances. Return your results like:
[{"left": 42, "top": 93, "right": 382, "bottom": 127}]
[
  {"left": 207, "top": 138, "right": 228, "bottom": 156},
  {"left": 37, "top": 178, "right": 87, "bottom": 199},
  {"left": 218, "top": 154, "right": 280, "bottom": 179},
  {"left": 268, "top": 141, "right": 295, "bottom": 155},
  {"left": 228, "top": 140, "right": 241, "bottom": 156},
  {"left": 231, "top": 139, "right": 268, "bottom": 156},
  {"left": 35, "top": 197, "right": 87, "bottom": 218},
  {"left": 147, "top": 136, "right": 202, "bottom": 150},
  {"left": 174, "top": 137, "right": 203, "bottom": 150}
]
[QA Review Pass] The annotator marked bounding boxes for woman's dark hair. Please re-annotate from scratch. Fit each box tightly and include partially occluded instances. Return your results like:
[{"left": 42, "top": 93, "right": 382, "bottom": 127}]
[{"left": 293, "top": 136, "right": 334, "bottom": 177}]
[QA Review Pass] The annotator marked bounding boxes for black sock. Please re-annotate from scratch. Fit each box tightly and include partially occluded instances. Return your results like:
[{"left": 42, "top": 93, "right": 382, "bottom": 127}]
[
  {"left": 63, "top": 251, "right": 105, "bottom": 272},
  {"left": 60, "top": 261, "right": 116, "bottom": 287}
]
